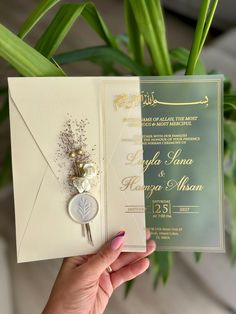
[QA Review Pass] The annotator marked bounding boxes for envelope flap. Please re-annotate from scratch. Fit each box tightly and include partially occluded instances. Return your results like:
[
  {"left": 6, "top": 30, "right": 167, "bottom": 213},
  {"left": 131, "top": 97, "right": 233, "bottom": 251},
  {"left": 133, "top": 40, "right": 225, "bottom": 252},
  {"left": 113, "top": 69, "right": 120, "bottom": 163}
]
[{"left": 8, "top": 77, "right": 102, "bottom": 183}]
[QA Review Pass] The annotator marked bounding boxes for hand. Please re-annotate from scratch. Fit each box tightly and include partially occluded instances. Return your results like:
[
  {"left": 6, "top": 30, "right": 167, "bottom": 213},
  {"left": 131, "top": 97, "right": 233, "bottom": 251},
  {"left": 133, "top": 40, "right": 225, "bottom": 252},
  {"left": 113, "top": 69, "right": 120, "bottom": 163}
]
[{"left": 43, "top": 229, "right": 156, "bottom": 314}]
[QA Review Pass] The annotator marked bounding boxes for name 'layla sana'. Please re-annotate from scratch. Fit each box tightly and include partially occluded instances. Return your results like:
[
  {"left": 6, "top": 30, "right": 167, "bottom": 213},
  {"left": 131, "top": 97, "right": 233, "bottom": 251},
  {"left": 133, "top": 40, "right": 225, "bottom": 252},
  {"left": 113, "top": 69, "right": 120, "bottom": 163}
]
[{"left": 120, "top": 175, "right": 204, "bottom": 198}]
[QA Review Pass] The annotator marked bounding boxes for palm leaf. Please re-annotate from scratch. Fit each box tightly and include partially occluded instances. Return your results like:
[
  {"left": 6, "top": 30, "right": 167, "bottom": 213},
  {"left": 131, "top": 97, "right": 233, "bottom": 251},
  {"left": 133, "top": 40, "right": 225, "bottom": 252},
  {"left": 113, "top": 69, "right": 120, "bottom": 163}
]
[
  {"left": 170, "top": 47, "right": 206, "bottom": 74},
  {"left": 124, "top": 0, "right": 144, "bottom": 65},
  {"left": 35, "top": 2, "right": 117, "bottom": 58},
  {"left": 198, "top": 0, "right": 219, "bottom": 55},
  {"left": 18, "top": 0, "right": 62, "bottom": 38},
  {"left": 186, "top": 0, "right": 219, "bottom": 74},
  {"left": 151, "top": 251, "right": 172, "bottom": 286},
  {"left": 128, "top": 0, "right": 172, "bottom": 75},
  {"left": 0, "top": 24, "right": 65, "bottom": 76},
  {"left": 54, "top": 45, "right": 150, "bottom": 75}
]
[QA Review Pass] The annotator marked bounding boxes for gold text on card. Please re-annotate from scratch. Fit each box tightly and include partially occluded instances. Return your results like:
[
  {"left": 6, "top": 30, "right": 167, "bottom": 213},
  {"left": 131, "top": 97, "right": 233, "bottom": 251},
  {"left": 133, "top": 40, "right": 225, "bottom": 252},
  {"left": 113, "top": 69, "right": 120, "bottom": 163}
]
[{"left": 113, "top": 91, "right": 208, "bottom": 110}]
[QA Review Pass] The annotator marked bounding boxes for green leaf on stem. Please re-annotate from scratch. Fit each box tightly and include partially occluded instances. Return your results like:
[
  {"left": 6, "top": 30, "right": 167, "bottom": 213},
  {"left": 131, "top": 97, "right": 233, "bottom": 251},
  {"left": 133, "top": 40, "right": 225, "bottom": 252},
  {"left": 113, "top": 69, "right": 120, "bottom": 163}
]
[
  {"left": 186, "top": 0, "right": 219, "bottom": 75},
  {"left": 151, "top": 251, "right": 172, "bottom": 286},
  {"left": 224, "top": 120, "right": 236, "bottom": 183},
  {"left": 194, "top": 252, "right": 202, "bottom": 262},
  {"left": 54, "top": 45, "right": 150, "bottom": 75},
  {"left": 147, "top": 0, "right": 172, "bottom": 74},
  {"left": 124, "top": 0, "right": 144, "bottom": 65},
  {"left": 35, "top": 2, "right": 117, "bottom": 58},
  {"left": 82, "top": 2, "right": 117, "bottom": 48},
  {"left": 224, "top": 93, "right": 236, "bottom": 111},
  {"left": 223, "top": 78, "right": 232, "bottom": 94},
  {"left": 18, "top": 0, "right": 62, "bottom": 38},
  {"left": 198, "top": 0, "right": 219, "bottom": 55},
  {"left": 124, "top": 279, "right": 135, "bottom": 298},
  {"left": 224, "top": 175, "right": 236, "bottom": 263},
  {"left": 0, "top": 24, "right": 65, "bottom": 76},
  {"left": 115, "top": 33, "right": 129, "bottom": 47},
  {"left": 170, "top": 47, "right": 206, "bottom": 74},
  {"left": 128, "top": 0, "right": 172, "bottom": 75}
]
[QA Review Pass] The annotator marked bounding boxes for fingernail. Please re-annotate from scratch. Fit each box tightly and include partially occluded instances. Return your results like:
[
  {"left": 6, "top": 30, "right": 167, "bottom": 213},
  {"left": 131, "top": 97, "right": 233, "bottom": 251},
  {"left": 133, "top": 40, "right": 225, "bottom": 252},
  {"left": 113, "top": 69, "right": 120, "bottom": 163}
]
[{"left": 111, "top": 231, "right": 125, "bottom": 251}]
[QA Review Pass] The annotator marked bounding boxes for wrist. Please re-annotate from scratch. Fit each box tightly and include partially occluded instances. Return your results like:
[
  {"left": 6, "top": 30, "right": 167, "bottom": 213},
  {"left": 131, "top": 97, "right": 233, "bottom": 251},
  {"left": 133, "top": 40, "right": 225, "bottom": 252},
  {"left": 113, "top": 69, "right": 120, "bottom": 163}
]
[{"left": 42, "top": 300, "right": 66, "bottom": 314}]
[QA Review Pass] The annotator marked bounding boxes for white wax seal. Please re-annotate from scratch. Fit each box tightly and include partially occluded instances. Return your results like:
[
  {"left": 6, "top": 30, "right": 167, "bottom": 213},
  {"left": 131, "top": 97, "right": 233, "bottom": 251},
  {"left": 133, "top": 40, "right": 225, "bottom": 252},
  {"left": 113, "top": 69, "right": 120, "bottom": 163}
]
[{"left": 68, "top": 193, "right": 99, "bottom": 224}]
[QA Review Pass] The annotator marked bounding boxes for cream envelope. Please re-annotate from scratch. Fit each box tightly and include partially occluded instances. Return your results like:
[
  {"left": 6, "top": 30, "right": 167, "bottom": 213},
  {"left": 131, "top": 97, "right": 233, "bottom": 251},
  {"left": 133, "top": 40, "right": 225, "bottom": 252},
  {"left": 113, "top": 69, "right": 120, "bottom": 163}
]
[{"left": 8, "top": 77, "right": 146, "bottom": 263}]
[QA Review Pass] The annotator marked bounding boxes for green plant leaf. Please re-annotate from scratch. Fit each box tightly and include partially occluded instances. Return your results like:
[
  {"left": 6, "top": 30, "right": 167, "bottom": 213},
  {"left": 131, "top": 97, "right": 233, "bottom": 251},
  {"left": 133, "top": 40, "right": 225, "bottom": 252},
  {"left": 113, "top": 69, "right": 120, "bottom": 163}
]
[
  {"left": 0, "top": 24, "right": 65, "bottom": 76},
  {"left": 82, "top": 2, "right": 117, "bottom": 48},
  {"left": 96, "top": 60, "right": 121, "bottom": 76},
  {"left": 224, "top": 120, "right": 236, "bottom": 150},
  {"left": 224, "top": 175, "right": 236, "bottom": 263},
  {"left": 224, "top": 120, "right": 236, "bottom": 183},
  {"left": 224, "top": 93, "right": 236, "bottom": 111},
  {"left": 152, "top": 269, "right": 160, "bottom": 290},
  {"left": 152, "top": 251, "right": 172, "bottom": 284},
  {"left": 170, "top": 47, "right": 206, "bottom": 74},
  {"left": 55, "top": 46, "right": 121, "bottom": 75},
  {"left": 194, "top": 252, "right": 202, "bottom": 262},
  {"left": 148, "top": 0, "right": 172, "bottom": 74},
  {"left": 35, "top": 2, "right": 117, "bottom": 58},
  {"left": 18, "top": 0, "right": 62, "bottom": 39},
  {"left": 198, "top": 0, "right": 219, "bottom": 55},
  {"left": 124, "top": 0, "right": 144, "bottom": 65},
  {"left": 54, "top": 45, "right": 150, "bottom": 75},
  {"left": 124, "top": 279, "right": 135, "bottom": 298},
  {"left": 186, "top": 0, "right": 219, "bottom": 75},
  {"left": 224, "top": 78, "right": 232, "bottom": 94},
  {"left": 186, "top": 0, "right": 210, "bottom": 75},
  {"left": 128, "top": 0, "right": 172, "bottom": 75},
  {"left": 115, "top": 33, "right": 129, "bottom": 47}
]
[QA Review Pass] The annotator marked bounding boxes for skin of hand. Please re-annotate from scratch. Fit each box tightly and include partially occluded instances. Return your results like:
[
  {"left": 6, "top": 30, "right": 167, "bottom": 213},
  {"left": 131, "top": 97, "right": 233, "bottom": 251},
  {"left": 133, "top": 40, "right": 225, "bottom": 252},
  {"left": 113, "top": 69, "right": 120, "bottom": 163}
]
[{"left": 43, "top": 229, "right": 156, "bottom": 314}]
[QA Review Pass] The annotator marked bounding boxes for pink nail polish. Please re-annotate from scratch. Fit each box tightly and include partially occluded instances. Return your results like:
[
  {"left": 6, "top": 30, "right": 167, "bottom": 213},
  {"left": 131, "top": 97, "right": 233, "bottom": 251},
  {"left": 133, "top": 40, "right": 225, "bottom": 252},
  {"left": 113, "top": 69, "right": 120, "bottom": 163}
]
[{"left": 111, "top": 231, "right": 125, "bottom": 250}]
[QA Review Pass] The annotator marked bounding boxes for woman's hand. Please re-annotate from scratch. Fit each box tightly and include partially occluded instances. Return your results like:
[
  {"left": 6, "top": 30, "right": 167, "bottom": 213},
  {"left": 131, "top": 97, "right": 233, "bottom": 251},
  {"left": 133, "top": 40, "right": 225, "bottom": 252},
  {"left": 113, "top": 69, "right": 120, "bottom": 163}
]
[{"left": 43, "top": 229, "right": 155, "bottom": 314}]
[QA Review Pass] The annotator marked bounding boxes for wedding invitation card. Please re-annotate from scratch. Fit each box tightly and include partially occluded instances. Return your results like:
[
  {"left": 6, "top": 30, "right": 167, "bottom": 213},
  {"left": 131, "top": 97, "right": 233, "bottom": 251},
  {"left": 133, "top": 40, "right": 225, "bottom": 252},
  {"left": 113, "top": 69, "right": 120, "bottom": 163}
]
[
  {"left": 8, "top": 75, "right": 224, "bottom": 262},
  {"left": 102, "top": 75, "right": 224, "bottom": 253},
  {"left": 138, "top": 76, "right": 224, "bottom": 252}
]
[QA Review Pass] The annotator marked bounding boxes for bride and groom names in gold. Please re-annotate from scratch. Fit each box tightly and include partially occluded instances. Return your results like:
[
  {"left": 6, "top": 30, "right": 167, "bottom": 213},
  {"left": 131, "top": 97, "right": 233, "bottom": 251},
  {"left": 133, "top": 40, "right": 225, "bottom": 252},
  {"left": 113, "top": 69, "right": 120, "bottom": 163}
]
[{"left": 120, "top": 148, "right": 204, "bottom": 198}]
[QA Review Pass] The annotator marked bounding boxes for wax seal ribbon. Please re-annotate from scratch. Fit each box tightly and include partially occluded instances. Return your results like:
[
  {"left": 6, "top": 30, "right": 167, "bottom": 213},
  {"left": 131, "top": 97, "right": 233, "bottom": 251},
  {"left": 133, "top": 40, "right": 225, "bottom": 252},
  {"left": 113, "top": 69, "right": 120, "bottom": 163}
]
[{"left": 56, "top": 117, "right": 99, "bottom": 246}]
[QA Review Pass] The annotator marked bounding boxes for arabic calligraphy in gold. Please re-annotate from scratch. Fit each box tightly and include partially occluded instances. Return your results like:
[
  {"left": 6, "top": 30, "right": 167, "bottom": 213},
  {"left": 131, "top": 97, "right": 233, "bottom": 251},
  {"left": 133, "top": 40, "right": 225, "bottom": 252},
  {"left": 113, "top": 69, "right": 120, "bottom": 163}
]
[{"left": 114, "top": 91, "right": 208, "bottom": 110}]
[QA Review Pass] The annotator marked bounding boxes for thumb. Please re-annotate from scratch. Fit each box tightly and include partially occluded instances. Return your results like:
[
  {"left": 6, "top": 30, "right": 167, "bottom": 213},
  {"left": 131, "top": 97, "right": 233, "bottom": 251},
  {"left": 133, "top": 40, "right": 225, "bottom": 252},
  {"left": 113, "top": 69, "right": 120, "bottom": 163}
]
[{"left": 85, "top": 231, "right": 125, "bottom": 276}]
